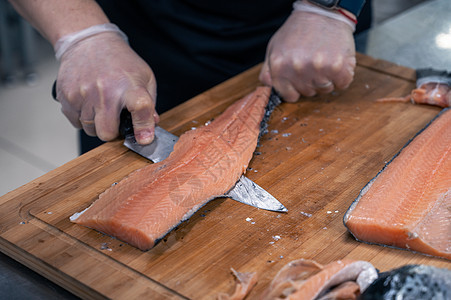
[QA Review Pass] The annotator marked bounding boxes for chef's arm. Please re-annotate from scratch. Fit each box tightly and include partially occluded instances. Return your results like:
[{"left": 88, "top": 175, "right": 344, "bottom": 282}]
[
  {"left": 8, "top": 0, "right": 109, "bottom": 45},
  {"left": 8, "top": 0, "right": 159, "bottom": 145}
]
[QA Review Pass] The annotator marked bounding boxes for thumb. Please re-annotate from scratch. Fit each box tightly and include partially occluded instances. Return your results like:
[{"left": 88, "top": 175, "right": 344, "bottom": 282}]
[{"left": 123, "top": 87, "right": 158, "bottom": 145}]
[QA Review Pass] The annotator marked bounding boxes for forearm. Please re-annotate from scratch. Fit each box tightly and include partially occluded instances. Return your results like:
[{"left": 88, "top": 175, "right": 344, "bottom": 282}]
[{"left": 8, "top": 0, "right": 109, "bottom": 45}]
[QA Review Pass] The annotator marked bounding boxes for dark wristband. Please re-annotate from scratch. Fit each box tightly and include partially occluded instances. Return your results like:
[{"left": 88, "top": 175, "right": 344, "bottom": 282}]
[
  {"left": 338, "top": 0, "right": 366, "bottom": 17},
  {"left": 306, "top": 0, "right": 366, "bottom": 17}
]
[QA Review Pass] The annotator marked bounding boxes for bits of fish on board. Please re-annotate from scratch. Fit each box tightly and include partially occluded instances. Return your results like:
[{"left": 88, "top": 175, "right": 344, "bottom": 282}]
[
  {"left": 377, "top": 68, "right": 451, "bottom": 107},
  {"left": 218, "top": 259, "right": 378, "bottom": 300}
]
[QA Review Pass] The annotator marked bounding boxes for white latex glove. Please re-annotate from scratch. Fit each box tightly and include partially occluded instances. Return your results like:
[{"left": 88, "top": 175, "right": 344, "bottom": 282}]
[
  {"left": 56, "top": 30, "right": 158, "bottom": 144},
  {"left": 259, "top": 8, "right": 356, "bottom": 101}
]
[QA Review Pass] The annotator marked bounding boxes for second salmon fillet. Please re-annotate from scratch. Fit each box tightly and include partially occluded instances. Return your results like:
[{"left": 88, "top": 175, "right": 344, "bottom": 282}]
[
  {"left": 344, "top": 108, "right": 451, "bottom": 260},
  {"left": 71, "top": 86, "right": 271, "bottom": 250}
]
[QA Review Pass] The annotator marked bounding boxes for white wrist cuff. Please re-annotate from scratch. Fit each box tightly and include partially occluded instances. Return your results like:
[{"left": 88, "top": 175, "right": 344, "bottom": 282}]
[
  {"left": 293, "top": 1, "right": 356, "bottom": 32},
  {"left": 54, "top": 23, "right": 128, "bottom": 60}
]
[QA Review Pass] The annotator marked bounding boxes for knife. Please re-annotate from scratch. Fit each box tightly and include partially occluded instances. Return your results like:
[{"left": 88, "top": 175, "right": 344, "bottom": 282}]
[{"left": 119, "top": 109, "right": 287, "bottom": 213}]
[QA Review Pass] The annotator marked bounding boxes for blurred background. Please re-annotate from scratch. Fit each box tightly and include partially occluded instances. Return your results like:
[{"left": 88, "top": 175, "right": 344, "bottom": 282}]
[{"left": 0, "top": 0, "right": 428, "bottom": 196}]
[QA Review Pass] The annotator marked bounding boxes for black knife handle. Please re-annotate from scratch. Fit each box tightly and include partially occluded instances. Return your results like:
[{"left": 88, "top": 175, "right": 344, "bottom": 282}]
[
  {"left": 119, "top": 109, "right": 134, "bottom": 137},
  {"left": 52, "top": 80, "right": 57, "bottom": 101}
]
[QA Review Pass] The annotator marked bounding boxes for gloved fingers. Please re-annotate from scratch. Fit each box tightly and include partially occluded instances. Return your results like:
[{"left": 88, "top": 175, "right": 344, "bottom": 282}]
[
  {"left": 146, "top": 79, "right": 160, "bottom": 124},
  {"left": 123, "top": 86, "right": 158, "bottom": 145},
  {"left": 271, "top": 76, "right": 302, "bottom": 102},
  {"left": 58, "top": 86, "right": 83, "bottom": 129},
  {"left": 81, "top": 119, "right": 97, "bottom": 137},
  {"left": 313, "top": 79, "right": 335, "bottom": 94},
  {"left": 258, "top": 61, "right": 273, "bottom": 87},
  {"left": 93, "top": 108, "right": 117, "bottom": 141},
  {"left": 61, "top": 103, "right": 82, "bottom": 129},
  {"left": 281, "top": 67, "right": 318, "bottom": 98},
  {"left": 262, "top": 52, "right": 301, "bottom": 101},
  {"left": 79, "top": 101, "right": 97, "bottom": 137},
  {"left": 331, "top": 57, "right": 356, "bottom": 90},
  {"left": 293, "top": 81, "right": 316, "bottom": 98}
]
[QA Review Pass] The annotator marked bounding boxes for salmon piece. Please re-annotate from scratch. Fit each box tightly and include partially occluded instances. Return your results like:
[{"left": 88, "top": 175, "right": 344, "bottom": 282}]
[
  {"left": 377, "top": 68, "right": 451, "bottom": 108},
  {"left": 70, "top": 86, "right": 271, "bottom": 250},
  {"left": 344, "top": 108, "right": 451, "bottom": 260},
  {"left": 263, "top": 259, "right": 377, "bottom": 300},
  {"left": 217, "top": 268, "right": 258, "bottom": 300},
  {"left": 377, "top": 83, "right": 451, "bottom": 108}
]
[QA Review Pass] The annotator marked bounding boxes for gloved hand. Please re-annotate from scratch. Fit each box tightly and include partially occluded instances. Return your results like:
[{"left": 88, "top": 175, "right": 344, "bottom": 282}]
[
  {"left": 55, "top": 26, "right": 158, "bottom": 144},
  {"left": 259, "top": 5, "right": 356, "bottom": 101}
]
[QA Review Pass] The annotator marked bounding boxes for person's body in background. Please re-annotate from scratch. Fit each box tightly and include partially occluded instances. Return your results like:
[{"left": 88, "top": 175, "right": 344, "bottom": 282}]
[{"left": 8, "top": 0, "right": 371, "bottom": 154}]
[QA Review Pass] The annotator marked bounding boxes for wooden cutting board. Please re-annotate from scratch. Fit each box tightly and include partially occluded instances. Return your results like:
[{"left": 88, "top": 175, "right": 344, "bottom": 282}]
[{"left": 0, "top": 53, "right": 449, "bottom": 299}]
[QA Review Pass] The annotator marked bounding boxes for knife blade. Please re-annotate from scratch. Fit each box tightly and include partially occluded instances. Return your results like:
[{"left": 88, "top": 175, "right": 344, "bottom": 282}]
[{"left": 119, "top": 109, "right": 287, "bottom": 213}]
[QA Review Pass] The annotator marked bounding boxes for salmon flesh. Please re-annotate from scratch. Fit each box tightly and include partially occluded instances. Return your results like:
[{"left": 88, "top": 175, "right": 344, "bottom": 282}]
[
  {"left": 70, "top": 87, "right": 272, "bottom": 250},
  {"left": 344, "top": 108, "right": 451, "bottom": 260}
]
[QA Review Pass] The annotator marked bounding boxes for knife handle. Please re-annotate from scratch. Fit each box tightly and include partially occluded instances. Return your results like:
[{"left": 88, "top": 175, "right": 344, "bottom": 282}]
[
  {"left": 52, "top": 80, "right": 57, "bottom": 101},
  {"left": 119, "top": 109, "right": 134, "bottom": 137}
]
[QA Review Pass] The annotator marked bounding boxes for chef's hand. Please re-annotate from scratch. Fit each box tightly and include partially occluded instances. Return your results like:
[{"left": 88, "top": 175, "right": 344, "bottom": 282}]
[
  {"left": 259, "top": 7, "right": 356, "bottom": 101},
  {"left": 55, "top": 30, "right": 159, "bottom": 144}
]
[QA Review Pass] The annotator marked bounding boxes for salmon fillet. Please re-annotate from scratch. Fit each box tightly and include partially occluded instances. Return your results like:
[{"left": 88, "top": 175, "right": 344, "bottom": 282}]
[
  {"left": 71, "top": 86, "right": 271, "bottom": 250},
  {"left": 344, "top": 108, "right": 451, "bottom": 260}
]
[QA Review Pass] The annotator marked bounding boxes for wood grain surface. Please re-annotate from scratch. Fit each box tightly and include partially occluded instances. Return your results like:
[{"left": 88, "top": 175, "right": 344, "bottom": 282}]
[{"left": 0, "top": 53, "right": 449, "bottom": 299}]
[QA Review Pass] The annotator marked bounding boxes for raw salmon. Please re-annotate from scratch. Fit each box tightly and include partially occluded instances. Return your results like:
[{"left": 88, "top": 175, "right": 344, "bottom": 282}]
[
  {"left": 217, "top": 269, "right": 258, "bottom": 300},
  {"left": 377, "top": 68, "right": 451, "bottom": 108},
  {"left": 217, "top": 259, "right": 377, "bottom": 300},
  {"left": 344, "top": 108, "right": 451, "bottom": 260},
  {"left": 70, "top": 86, "right": 271, "bottom": 250},
  {"left": 377, "top": 83, "right": 450, "bottom": 108},
  {"left": 262, "top": 259, "right": 377, "bottom": 300}
]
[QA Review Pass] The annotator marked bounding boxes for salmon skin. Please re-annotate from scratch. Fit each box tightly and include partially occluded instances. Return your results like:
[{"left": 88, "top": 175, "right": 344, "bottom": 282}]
[
  {"left": 70, "top": 87, "right": 273, "bottom": 251},
  {"left": 360, "top": 265, "right": 451, "bottom": 300},
  {"left": 344, "top": 108, "right": 451, "bottom": 260}
]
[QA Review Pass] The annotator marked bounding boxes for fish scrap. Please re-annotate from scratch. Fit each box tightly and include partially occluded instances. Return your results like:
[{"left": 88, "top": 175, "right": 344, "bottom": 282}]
[
  {"left": 218, "top": 259, "right": 378, "bottom": 300},
  {"left": 377, "top": 68, "right": 451, "bottom": 107},
  {"left": 217, "top": 269, "right": 258, "bottom": 300}
]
